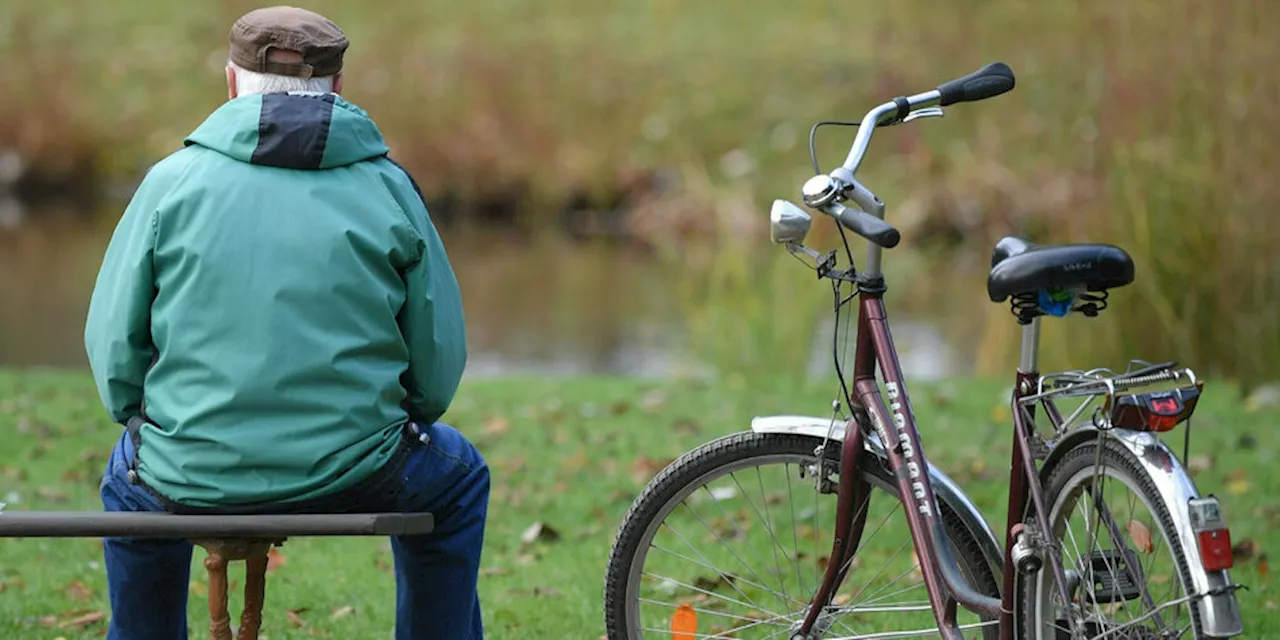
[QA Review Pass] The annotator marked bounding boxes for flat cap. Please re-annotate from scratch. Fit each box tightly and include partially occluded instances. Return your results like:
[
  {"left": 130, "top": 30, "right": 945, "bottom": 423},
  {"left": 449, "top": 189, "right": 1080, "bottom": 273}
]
[{"left": 228, "top": 6, "right": 349, "bottom": 79}]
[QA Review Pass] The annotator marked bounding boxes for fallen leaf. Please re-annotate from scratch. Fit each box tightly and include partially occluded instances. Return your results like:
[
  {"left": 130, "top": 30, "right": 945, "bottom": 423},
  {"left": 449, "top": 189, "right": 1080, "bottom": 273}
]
[
  {"left": 286, "top": 607, "right": 309, "bottom": 628},
  {"left": 990, "top": 405, "right": 1011, "bottom": 423},
  {"left": 1232, "top": 538, "right": 1260, "bottom": 561},
  {"left": 708, "top": 486, "right": 738, "bottom": 501},
  {"left": 693, "top": 574, "right": 734, "bottom": 591},
  {"left": 609, "top": 400, "right": 633, "bottom": 416},
  {"left": 832, "top": 593, "right": 852, "bottom": 606},
  {"left": 1259, "top": 553, "right": 1270, "bottom": 579},
  {"left": 640, "top": 390, "right": 668, "bottom": 413},
  {"left": 497, "top": 456, "right": 527, "bottom": 474},
  {"left": 1187, "top": 454, "right": 1214, "bottom": 476},
  {"left": 532, "top": 586, "right": 561, "bottom": 597},
  {"left": 266, "top": 547, "right": 286, "bottom": 572},
  {"left": 61, "top": 611, "right": 106, "bottom": 628},
  {"left": 63, "top": 581, "right": 93, "bottom": 602},
  {"left": 189, "top": 581, "right": 208, "bottom": 597},
  {"left": 1244, "top": 384, "right": 1280, "bottom": 413},
  {"left": 1128, "top": 520, "right": 1155, "bottom": 554},
  {"left": 329, "top": 605, "right": 355, "bottom": 621},
  {"left": 671, "top": 418, "right": 701, "bottom": 435},
  {"left": 479, "top": 567, "right": 511, "bottom": 577},
  {"left": 520, "top": 521, "right": 561, "bottom": 545},
  {"left": 630, "top": 457, "right": 670, "bottom": 485},
  {"left": 483, "top": 416, "right": 510, "bottom": 437},
  {"left": 1236, "top": 433, "right": 1258, "bottom": 450},
  {"left": 36, "top": 487, "right": 70, "bottom": 503},
  {"left": 560, "top": 448, "right": 590, "bottom": 473},
  {"left": 1226, "top": 478, "right": 1251, "bottom": 496}
]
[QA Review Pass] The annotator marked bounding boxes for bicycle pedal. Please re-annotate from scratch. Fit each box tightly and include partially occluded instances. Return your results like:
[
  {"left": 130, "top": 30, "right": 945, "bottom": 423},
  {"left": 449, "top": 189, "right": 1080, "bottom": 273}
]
[{"left": 1081, "top": 548, "right": 1144, "bottom": 603}]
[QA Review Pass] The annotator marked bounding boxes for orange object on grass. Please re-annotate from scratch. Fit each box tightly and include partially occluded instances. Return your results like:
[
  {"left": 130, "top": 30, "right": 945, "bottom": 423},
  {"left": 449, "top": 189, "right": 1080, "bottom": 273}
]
[{"left": 670, "top": 601, "right": 697, "bottom": 639}]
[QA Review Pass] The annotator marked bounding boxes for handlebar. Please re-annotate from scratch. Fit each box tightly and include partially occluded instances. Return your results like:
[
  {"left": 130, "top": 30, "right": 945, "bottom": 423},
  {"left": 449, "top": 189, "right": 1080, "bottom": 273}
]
[{"left": 803, "top": 61, "right": 1016, "bottom": 250}]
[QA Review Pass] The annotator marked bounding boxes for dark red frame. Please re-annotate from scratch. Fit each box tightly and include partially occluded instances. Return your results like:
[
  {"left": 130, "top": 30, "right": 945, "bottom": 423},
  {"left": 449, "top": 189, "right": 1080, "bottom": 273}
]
[{"left": 793, "top": 287, "right": 1076, "bottom": 639}]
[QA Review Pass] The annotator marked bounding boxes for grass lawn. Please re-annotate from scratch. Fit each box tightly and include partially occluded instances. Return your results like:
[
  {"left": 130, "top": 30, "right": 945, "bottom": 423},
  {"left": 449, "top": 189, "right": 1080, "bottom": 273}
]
[{"left": 0, "top": 368, "right": 1275, "bottom": 638}]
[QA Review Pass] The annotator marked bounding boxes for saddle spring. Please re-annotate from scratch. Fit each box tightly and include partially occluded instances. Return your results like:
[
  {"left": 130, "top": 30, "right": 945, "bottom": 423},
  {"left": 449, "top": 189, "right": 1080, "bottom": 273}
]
[
  {"left": 1072, "top": 290, "right": 1109, "bottom": 317},
  {"left": 1008, "top": 289, "right": 1110, "bottom": 323},
  {"left": 1009, "top": 292, "right": 1041, "bottom": 324}
]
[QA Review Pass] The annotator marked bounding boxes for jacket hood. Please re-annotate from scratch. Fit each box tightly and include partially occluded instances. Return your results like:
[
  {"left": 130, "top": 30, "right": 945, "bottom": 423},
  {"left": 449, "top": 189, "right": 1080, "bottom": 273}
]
[{"left": 183, "top": 93, "right": 389, "bottom": 169}]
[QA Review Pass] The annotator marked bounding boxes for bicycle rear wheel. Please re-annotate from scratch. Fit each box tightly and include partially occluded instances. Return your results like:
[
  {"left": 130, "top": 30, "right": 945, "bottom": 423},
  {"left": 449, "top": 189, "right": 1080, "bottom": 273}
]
[
  {"left": 604, "top": 431, "right": 1000, "bottom": 639},
  {"left": 1019, "top": 439, "right": 1205, "bottom": 638}
]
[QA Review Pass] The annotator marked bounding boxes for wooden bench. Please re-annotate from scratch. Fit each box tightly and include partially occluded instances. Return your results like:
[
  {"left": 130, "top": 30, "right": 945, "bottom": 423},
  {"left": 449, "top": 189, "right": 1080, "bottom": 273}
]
[{"left": 0, "top": 510, "right": 434, "bottom": 640}]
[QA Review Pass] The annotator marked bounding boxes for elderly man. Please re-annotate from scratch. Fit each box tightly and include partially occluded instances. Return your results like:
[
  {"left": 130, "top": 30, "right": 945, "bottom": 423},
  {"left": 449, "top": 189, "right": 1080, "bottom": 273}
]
[{"left": 83, "top": 6, "right": 486, "bottom": 639}]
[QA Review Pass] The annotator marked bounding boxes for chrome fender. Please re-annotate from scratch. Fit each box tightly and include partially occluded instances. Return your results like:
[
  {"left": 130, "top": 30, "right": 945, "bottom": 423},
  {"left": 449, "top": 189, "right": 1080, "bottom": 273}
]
[
  {"left": 1042, "top": 427, "right": 1244, "bottom": 638},
  {"left": 750, "top": 415, "right": 1005, "bottom": 579}
]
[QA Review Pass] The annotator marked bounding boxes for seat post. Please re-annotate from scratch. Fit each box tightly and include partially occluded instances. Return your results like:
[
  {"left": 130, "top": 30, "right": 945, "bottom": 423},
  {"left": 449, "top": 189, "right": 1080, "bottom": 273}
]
[{"left": 1018, "top": 316, "right": 1041, "bottom": 374}]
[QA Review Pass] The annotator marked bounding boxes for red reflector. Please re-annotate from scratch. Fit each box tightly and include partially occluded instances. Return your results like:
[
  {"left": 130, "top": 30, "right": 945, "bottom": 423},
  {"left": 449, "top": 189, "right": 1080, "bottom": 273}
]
[
  {"left": 1147, "top": 413, "right": 1180, "bottom": 432},
  {"left": 1198, "top": 529, "right": 1234, "bottom": 571}
]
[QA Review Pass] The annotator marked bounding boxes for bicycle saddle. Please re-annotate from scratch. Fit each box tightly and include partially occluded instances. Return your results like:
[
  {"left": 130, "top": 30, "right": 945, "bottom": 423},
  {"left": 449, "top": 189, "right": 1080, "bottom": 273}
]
[{"left": 987, "top": 236, "right": 1135, "bottom": 303}]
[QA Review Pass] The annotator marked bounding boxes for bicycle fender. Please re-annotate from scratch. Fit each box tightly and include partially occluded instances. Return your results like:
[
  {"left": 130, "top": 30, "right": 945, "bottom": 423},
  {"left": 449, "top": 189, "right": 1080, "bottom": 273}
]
[
  {"left": 1042, "top": 427, "right": 1245, "bottom": 638},
  {"left": 749, "top": 415, "right": 1005, "bottom": 579}
]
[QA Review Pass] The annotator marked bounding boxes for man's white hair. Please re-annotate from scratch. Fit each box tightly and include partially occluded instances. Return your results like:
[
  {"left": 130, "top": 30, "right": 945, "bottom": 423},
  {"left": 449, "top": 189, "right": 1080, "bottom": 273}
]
[{"left": 229, "top": 60, "right": 335, "bottom": 96}]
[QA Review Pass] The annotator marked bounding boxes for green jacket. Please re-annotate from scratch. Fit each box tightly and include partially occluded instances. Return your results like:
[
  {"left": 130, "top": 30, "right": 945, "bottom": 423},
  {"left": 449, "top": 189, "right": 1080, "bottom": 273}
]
[{"left": 84, "top": 92, "right": 467, "bottom": 507}]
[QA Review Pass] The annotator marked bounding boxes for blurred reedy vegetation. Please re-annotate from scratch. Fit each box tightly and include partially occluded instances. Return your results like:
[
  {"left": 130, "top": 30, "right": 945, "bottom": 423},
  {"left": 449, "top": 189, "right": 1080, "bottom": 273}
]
[{"left": 1, "top": 0, "right": 1275, "bottom": 383}]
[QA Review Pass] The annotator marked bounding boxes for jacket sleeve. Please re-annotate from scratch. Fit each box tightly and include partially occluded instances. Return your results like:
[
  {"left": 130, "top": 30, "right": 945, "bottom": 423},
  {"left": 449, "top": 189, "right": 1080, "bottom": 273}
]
[
  {"left": 84, "top": 172, "right": 162, "bottom": 425},
  {"left": 393, "top": 177, "right": 468, "bottom": 426}
]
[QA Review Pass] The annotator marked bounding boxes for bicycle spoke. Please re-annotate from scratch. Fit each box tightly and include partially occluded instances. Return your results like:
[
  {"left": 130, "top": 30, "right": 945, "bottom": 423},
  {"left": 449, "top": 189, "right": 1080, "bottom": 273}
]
[
  {"left": 638, "top": 597, "right": 790, "bottom": 626},
  {"left": 785, "top": 462, "right": 806, "bottom": 597},
  {"left": 825, "top": 620, "right": 998, "bottom": 639},
  {"left": 680, "top": 487, "right": 782, "bottom": 608},
  {"left": 650, "top": 540, "right": 803, "bottom": 610},
  {"left": 641, "top": 571, "right": 784, "bottom": 618},
  {"left": 744, "top": 467, "right": 791, "bottom": 604},
  {"left": 700, "top": 478, "right": 790, "bottom": 605}
]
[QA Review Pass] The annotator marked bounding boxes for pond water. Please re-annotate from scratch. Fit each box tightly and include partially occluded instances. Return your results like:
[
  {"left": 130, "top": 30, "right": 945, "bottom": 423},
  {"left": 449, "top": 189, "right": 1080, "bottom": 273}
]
[{"left": 0, "top": 199, "right": 971, "bottom": 382}]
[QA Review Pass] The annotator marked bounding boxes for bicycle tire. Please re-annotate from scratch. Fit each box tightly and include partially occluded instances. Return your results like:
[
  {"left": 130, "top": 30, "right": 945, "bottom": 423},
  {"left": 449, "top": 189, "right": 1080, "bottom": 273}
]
[
  {"left": 603, "top": 430, "right": 1001, "bottom": 639},
  {"left": 1018, "top": 439, "right": 1205, "bottom": 638}
]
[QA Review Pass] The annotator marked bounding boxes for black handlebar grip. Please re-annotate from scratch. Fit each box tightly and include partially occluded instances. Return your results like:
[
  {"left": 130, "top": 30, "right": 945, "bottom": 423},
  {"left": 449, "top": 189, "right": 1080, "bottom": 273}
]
[
  {"left": 936, "top": 62, "right": 1016, "bottom": 107},
  {"left": 832, "top": 204, "right": 901, "bottom": 249}
]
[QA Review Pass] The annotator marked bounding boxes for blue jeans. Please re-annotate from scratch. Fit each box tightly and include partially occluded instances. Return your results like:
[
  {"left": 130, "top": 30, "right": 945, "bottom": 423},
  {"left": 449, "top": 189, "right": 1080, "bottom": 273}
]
[{"left": 99, "top": 422, "right": 489, "bottom": 640}]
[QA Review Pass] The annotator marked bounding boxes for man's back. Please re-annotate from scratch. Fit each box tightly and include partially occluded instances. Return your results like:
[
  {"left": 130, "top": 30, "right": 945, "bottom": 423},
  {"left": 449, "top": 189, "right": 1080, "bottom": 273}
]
[{"left": 85, "top": 92, "right": 467, "bottom": 508}]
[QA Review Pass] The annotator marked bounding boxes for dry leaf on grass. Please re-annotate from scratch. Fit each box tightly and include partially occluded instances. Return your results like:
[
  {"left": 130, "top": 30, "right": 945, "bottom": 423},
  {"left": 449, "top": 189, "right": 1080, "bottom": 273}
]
[
  {"left": 520, "top": 521, "right": 562, "bottom": 545},
  {"left": 63, "top": 580, "right": 93, "bottom": 602},
  {"left": 1127, "top": 520, "right": 1155, "bottom": 554},
  {"left": 60, "top": 610, "right": 106, "bottom": 629},
  {"left": 286, "top": 607, "right": 309, "bottom": 628},
  {"left": 483, "top": 416, "right": 510, "bottom": 437},
  {"left": 329, "top": 605, "right": 356, "bottom": 621},
  {"left": 266, "top": 547, "right": 286, "bottom": 572},
  {"left": 1232, "top": 538, "right": 1260, "bottom": 561}
]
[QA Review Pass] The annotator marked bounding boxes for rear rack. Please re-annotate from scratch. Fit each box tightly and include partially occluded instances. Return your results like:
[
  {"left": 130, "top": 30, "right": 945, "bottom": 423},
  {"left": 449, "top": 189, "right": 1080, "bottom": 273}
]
[{"left": 1018, "top": 360, "right": 1200, "bottom": 434}]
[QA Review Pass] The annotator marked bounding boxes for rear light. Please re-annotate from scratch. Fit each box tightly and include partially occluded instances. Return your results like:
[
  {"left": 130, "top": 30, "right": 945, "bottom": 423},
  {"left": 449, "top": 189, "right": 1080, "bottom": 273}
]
[
  {"left": 1107, "top": 382, "right": 1203, "bottom": 433},
  {"left": 1188, "top": 496, "right": 1233, "bottom": 572}
]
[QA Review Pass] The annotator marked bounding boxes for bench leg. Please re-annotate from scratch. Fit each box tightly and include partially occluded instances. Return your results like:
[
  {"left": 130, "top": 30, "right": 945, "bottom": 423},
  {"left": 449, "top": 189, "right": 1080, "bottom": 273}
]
[
  {"left": 236, "top": 553, "right": 267, "bottom": 640},
  {"left": 193, "top": 539, "right": 280, "bottom": 640},
  {"left": 203, "top": 551, "right": 234, "bottom": 640}
]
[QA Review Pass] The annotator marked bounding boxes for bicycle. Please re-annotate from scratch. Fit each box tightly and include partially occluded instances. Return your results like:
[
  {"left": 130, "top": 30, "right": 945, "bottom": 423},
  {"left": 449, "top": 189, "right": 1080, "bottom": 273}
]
[{"left": 603, "top": 62, "right": 1247, "bottom": 639}]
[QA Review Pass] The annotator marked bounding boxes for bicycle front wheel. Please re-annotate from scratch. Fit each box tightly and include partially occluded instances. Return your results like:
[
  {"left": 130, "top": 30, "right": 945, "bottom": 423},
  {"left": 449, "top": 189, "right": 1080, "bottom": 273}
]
[
  {"left": 604, "top": 431, "right": 1000, "bottom": 639},
  {"left": 1020, "top": 439, "right": 1206, "bottom": 638}
]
